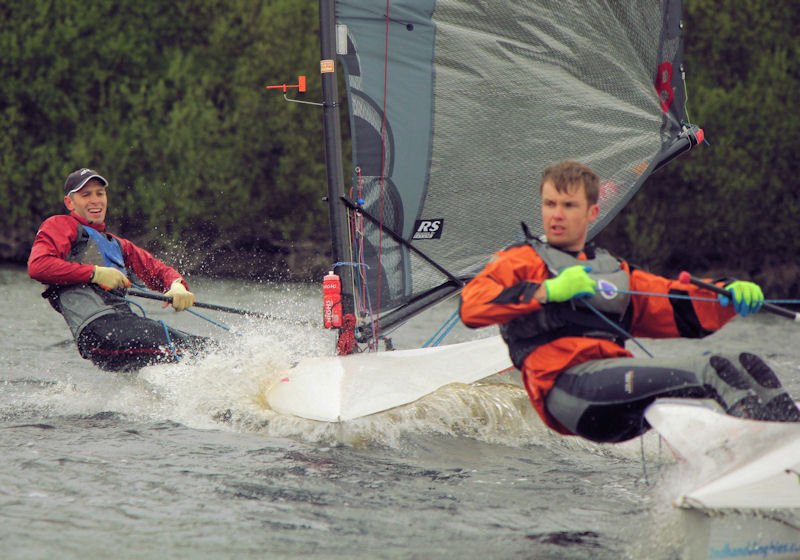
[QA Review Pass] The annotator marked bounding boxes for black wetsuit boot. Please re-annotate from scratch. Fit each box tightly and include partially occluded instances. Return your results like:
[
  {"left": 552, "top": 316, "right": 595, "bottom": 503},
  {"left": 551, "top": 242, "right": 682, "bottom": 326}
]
[{"left": 709, "top": 353, "right": 800, "bottom": 422}]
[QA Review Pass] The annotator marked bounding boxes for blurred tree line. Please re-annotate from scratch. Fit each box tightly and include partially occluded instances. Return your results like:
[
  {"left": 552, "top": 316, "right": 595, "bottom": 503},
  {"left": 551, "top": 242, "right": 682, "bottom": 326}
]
[
  {"left": 0, "top": 0, "right": 331, "bottom": 278},
  {"left": 1, "top": 1, "right": 798, "bottom": 292}
]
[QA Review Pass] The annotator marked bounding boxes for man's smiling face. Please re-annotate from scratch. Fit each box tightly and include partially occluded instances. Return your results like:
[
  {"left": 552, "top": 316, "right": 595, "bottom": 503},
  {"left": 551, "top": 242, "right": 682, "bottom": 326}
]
[{"left": 64, "top": 179, "right": 108, "bottom": 224}]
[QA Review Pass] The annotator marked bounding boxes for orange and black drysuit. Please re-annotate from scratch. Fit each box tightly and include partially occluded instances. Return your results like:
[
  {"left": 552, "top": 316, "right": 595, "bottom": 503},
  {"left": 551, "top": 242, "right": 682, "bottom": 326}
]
[{"left": 460, "top": 240, "right": 800, "bottom": 442}]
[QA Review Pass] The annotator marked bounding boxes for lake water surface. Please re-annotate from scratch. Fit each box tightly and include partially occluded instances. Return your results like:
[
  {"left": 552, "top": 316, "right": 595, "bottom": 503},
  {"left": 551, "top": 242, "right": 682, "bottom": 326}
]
[{"left": 2, "top": 264, "right": 799, "bottom": 559}]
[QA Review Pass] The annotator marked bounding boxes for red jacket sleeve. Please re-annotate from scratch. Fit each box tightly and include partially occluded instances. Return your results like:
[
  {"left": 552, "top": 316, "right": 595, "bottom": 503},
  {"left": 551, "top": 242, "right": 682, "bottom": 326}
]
[
  {"left": 28, "top": 215, "right": 94, "bottom": 285},
  {"left": 28, "top": 214, "right": 187, "bottom": 293},
  {"left": 459, "top": 245, "right": 550, "bottom": 328}
]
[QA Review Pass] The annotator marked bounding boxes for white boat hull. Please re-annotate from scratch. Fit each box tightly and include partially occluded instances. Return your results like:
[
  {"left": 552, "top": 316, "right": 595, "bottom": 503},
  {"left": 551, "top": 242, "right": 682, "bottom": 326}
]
[
  {"left": 679, "top": 508, "right": 800, "bottom": 560},
  {"left": 645, "top": 399, "right": 800, "bottom": 559},
  {"left": 266, "top": 335, "right": 514, "bottom": 422},
  {"left": 645, "top": 398, "right": 800, "bottom": 510}
]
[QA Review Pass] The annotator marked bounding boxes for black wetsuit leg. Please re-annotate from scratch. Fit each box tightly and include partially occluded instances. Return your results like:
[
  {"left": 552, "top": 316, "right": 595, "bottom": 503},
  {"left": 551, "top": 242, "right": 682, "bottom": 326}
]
[
  {"left": 545, "top": 353, "right": 800, "bottom": 443},
  {"left": 77, "top": 313, "right": 210, "bottom": 372}
]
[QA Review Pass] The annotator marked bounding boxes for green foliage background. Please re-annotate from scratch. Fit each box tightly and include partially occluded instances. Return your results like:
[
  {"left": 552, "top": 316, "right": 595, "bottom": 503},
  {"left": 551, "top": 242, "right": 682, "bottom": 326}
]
[
  {"left": 1, "top": 1, "right": 798, "bottom": 291},
  {"left": 1, "top": 0, "right": 329, "bottom": 275}
]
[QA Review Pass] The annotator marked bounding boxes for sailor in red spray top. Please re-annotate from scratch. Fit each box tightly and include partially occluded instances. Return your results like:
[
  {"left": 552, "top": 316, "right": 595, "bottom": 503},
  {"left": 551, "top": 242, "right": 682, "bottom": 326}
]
[
  {"left": 28, "top": 167, "right": 208, "bottom": 371},
  {"left": 323, "top": 270, "right": 342, "bottom": 328}
]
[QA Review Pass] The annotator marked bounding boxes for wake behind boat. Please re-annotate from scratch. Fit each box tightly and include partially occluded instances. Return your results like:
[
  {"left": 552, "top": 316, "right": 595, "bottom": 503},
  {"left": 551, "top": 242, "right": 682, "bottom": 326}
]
[{"left": 263, "top": 0, "right": 702, "bottom": 422}]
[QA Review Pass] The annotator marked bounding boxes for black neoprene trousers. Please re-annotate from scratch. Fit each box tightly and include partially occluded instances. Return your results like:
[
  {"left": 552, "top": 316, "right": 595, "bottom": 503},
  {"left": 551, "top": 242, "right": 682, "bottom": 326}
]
[
  {"left": 544, "top": 352, "right": 800, "bottom": 443},
  {"left": 77, "top": 313, "right": 209, "bottom": 372}
]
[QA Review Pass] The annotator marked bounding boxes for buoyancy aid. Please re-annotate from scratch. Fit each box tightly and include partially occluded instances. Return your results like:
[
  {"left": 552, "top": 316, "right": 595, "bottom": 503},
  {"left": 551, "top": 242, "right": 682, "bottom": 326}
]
[
  {"left": 499, "top": 239, "right": 632, "bottom": 368},
  {"left": 43, "top": 224, "right": 133, "bottom": 353},
  {"left": 83, "top": 226, "right": 127, "bottom": 274}
]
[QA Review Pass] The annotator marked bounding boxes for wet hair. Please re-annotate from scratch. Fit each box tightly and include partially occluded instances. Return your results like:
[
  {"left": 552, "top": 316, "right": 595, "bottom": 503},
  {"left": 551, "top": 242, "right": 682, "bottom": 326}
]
[{"left": 540, "top": 160, "right": 599, "bottom": 205}]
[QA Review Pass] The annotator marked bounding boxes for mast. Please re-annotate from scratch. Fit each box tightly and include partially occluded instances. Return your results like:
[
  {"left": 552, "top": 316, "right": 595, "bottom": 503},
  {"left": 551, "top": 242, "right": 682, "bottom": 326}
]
[{"left": 318, "top": 0, "right": 354, "bottom": 318}]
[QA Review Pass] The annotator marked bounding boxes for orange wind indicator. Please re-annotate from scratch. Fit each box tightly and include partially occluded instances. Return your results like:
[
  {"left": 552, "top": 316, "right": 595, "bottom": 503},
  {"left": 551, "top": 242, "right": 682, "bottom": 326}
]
[{"left": 266, "top": 76, "right": 306, "bottom": 93}]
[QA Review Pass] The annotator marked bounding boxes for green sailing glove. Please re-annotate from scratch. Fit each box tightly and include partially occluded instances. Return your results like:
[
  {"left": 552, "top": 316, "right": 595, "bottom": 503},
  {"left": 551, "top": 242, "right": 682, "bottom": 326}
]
[
  {"left": 719, "top": 280, "right": 764, "bottom": 317},
  {"left": 544, "top": 265, "right": 596, "bottom": 303}
]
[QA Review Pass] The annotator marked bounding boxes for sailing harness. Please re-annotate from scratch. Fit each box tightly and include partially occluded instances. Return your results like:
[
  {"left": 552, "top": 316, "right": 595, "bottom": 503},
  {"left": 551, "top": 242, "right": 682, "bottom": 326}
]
[
  {"left": 42, "top": 224, "right": 134, "bottom": 348},
  {"left": 499, "top": 238, "right": 632, "bottom": 368}
]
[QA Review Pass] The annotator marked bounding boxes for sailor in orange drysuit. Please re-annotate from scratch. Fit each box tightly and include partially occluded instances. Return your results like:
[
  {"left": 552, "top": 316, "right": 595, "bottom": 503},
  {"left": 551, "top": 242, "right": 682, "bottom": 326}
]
[{"left": 459, "top": 160, "right": 800, "bottom": 442}]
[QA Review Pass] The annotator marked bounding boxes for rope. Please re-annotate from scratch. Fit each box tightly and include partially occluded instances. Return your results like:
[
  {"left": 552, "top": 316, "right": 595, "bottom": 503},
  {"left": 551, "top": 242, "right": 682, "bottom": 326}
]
[
  {"left": 186, "top": 308, "right": 231, "bottom": 332},
  {"left": 157, "top": 319, "right": 180, "bottom": 361},
  {"left": 125, "top": 297, "right": 147, "bottom": 316},
  {"left": 423, "top": 309, "right": 461, "bottom": 348},
  {"left": 606, "top": 287, "right": 799, "bottom": 308},
  {"left": 336, "top": 313, "right": 357, "bottom": 355},
  {"left": 125, "top": 283, "right": 233, "bottom": 332},
  {"left": 638, "top": 412, "right": 669, "bottom": 487},
  {"left": 346, "top": 168, "right": 381, "bottom": 351},
  {"left": 120, "top": 290, "right": 179, "bottom": 360},
  {"left": 612, "top": 288, "right": 717, "bottom": 302},
  {"left": 332, "top": 261, "right": 369, "bottom": 270},
  {"left": 582, "top": 300, "right": 654, "bottom": 358},
  {"left": 331, "top": 260, "right": 375, "bottom": 352},
  {"left": 351, "top": 168, "right": 370, "bottom": 318},
  {"left": 580, "top": 283, "right": 795, "bottom": 357}
]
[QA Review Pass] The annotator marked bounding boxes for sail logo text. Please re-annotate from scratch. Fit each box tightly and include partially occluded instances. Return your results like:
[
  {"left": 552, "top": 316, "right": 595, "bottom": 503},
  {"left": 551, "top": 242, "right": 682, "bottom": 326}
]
[{"left": 413, "top": 219, "right": 443, "bottom": 240}]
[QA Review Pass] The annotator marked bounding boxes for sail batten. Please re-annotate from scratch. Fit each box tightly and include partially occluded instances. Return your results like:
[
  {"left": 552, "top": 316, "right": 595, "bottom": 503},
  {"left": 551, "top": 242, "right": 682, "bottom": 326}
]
[{"left": 331, "top": 0, "right": 695, "bottom": 338}]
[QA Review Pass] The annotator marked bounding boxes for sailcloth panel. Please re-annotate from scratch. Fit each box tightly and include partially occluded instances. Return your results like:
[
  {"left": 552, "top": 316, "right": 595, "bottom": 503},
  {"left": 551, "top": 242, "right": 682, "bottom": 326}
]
[{"left": 336, "top": 0, "right": 686, "bottom": 315}]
